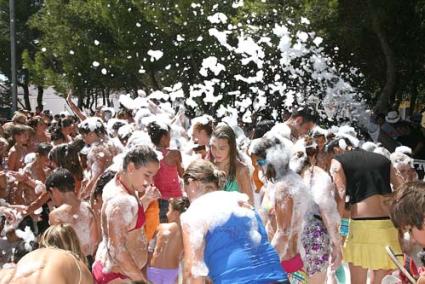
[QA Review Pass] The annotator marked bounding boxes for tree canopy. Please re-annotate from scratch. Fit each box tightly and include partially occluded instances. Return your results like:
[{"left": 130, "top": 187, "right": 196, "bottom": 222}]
[{"left": 1, "top": 0, "right": 424, "bottom": 120}]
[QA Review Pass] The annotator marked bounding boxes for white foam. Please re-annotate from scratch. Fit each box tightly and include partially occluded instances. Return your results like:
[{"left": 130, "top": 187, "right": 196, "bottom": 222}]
[{"left": 181, "top": 191, "right": 260, "bottom": 276}]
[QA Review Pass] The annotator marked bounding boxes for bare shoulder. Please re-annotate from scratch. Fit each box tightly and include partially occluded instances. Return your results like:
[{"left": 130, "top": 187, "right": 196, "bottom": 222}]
[
  {"left": 49, "top": 204, "right": 71, "bottom": 223},
  {"left": 236, "top": 161, "right": 249, "bottom": 176},
  {"left": 0, "top": 268, "right": 15, "bottom": 284},
  {"left": 8, "top": 147, "right": 17, "bottom": 155},
  {"left": 158, "top": 222, "right": 179, "bottom": 233},
  {"left": 168, "top": 149, "right": 182, "bottom": 160}
]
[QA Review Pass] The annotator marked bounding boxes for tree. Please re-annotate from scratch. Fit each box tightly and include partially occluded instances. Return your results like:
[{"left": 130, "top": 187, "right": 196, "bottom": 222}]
[
  {"left": 0, "top": 0, "right": 44, "bottom": 111},
  {"left": 279, "top": 0, "right": 425, "bottom": 113}
]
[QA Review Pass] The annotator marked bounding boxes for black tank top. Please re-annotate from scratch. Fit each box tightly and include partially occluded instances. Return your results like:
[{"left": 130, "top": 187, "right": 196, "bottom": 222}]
[{"left": 334, "top": 149, "right": 392, "bottom": 204}]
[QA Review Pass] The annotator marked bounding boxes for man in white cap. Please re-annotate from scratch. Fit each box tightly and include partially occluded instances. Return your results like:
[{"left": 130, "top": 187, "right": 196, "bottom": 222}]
[{"left": 382, "top": 111, "right": 400, "bottom": 139}]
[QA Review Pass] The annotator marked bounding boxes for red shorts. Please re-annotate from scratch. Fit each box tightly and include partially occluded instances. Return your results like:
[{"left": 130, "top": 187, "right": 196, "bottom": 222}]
[
  {"left": 92, "top": 261, "right": 128, "bottom": 284},
  {"left": 280, "top": 254, "right": 304, "bottom": 273}
]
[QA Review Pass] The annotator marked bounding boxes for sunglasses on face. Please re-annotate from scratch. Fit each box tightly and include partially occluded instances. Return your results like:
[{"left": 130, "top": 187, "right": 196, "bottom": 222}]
[{"left": 256, "top": 159, "right": 267, "bottom": 167}]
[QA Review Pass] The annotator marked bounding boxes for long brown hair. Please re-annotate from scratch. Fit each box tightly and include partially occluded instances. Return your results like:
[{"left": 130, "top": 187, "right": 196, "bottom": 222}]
[{"left": 210, "top": 123, "right": 239, "bottom": 180}]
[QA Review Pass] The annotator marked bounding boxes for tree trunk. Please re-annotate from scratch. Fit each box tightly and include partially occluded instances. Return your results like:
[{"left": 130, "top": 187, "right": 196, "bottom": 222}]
[
  {"left": 77, "top": 89, "right": 84, "bottom": 108},
  {"left": 102, "top": 89, "right": 106, "bottom": 105},
  {"left": 368, "top": 0, "right": 397, "bottom": 113},
  {"left": 150, "top": 70, "right": 160, "bottom": 90},
  {"left": 22, "top": 83, "right": 31, "bottom": 111},
  {"left": 410, "top": 82, "right": 418, "bottom": 115},
  {"left": 37, "top": 85, "right": 44, "bottom": 110}
]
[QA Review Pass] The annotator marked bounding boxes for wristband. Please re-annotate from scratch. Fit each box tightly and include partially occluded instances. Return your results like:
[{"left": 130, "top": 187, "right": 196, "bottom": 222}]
[{"left": 340, "top": 218, "right": 349, "bottom": 237}]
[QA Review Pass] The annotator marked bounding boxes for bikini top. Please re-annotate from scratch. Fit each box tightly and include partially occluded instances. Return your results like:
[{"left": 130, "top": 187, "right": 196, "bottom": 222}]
[
  {"left": 223, "top": 179, "right": 239, "bottom": 192},
  {"left": 117, "top": 177, "right": 146, "bottom": 232}
]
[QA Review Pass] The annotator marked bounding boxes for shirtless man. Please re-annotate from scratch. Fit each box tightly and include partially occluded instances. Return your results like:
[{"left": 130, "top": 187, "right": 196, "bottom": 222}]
[
  {"left": 78, "top": 117, "right": 120, "bottom": 200},
  {"left": 284, "top": 108, "right": 317, "bottom": 141},
  {"left": 148, "top": 197, "right": 188, "bottom": 284},
  {"left": 93, "top": 145, "right": 160, "bottom": 283},
  {"left": 46, "top": 168, "right": 99, "bottom": 262}
]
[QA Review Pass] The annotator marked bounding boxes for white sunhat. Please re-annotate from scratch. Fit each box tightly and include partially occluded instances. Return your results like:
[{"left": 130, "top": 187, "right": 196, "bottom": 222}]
[{"left": 385, "top": 111, "right": 400, "bottom": 124}]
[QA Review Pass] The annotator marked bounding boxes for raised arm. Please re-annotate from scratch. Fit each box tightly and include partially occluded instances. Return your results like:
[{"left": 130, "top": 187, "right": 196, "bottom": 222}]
[
  {"left": 271, "top": 188, "right": 293, "bottom": 261},
  {"left": 173, "top": 150, "right": 184, "bottom": 178},
  {"left": 330, "top": 159, "right": 347, "bottom": 216},
  {"left": 66, "top": 90, "right": 87, "bottom": 121}
]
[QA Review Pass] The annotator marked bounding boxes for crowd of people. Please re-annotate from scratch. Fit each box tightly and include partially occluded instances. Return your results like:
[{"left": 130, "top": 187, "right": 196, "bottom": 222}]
[{"left": 0, "top": 91, "right": 424, "bottom": 284}]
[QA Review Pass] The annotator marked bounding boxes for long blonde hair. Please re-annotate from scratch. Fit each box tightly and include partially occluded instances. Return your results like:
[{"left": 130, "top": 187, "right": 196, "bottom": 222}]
[{"left": 39, "top": 224, "right": 87, "bottom": 265}]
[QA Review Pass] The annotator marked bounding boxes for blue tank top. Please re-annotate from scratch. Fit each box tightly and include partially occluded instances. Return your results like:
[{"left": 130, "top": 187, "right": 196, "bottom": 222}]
[{"left": 204, "top": 211, "right": 287, "bottom": 284}]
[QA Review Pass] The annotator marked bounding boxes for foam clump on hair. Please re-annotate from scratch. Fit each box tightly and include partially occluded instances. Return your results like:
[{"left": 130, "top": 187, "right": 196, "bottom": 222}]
[
  {"left": 265, "top": 123, "right": 291, "bottom": 141},
  {"left": 126, "top": 131, "right": 154, "bottom": 149},
  {"left": 266, "top": 143, "right": 292, "bottom": 179},
  {"left": 79, "top": 117, "right": 104, "bottom": 132},
  {"left": 118, "top": 124, "right": 135, "bottom": 140},
  {"left": 142, "top": 114, "right": 170, "bottom": 132},
  {"left": 181, "top": 191, "right": 260, "bottom": 277},
  {"left": 106, "top": 119, "right": 127, "bottom": 135},
  {"left": 311, "top": 126, "right": 328, "bottom": 137},
  {"left": 134, "top": 108, "right": 153, "bottom": 130},
  {"left": 395, "top": 146, "right": 412, "bottom": 156},
  {"left": 374, "top": 146, "right": 391, "bottom": 159},
  {"left": 361, "top": 141, "right": 378, "bottom": 152},
  {"left": 390, "top": 149, "right": 414, "bottom": 168},
  {"left": 289, "top": 139, "right": 307, "bottom": 173},
  {"left": 191, "top": 114, "right": 214, "bottom": 127},
  {"left": 119, "top": 94, "right": 136, "bottom": 110}
]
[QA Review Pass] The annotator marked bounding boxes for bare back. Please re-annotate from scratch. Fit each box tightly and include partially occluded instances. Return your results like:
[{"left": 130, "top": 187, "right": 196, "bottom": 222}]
[
  {"left": 50, "top": 202, "right": 98, "bottom": 256},
  {"left": 8, "top": 248, "right": 92, "bottom": 284},
  {"left": 150, "top": 223, "right": 183, "bottom": 269}
]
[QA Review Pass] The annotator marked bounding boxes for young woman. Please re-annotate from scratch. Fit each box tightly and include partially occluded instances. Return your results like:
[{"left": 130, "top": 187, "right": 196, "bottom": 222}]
[
  {"left": 93, "top": 145, "right": 161, "bottom": 283},
  {"left": 251, "top": 137, "right": 311, "bottom": 283},
  {"left": 191, "top": 115, "right": 214, "bottom": 158},
  {"left": 49, "top": 138, "right": 85, "bottom": 194},
  {"left": 210, "top": 123, "right": 254, "bottom": 203},
  {"left": 7, "top": 125, "right": 30, "bottom": 172},
  {"left": 6, "top": 224, "right": 93, "bottom": 284},
  {"left": 28, "top": 116, "right": 50, "bottom": 146},
  {"left": 148, "top": 121, "right": 184, "bottom": 223},
  {"left": 294, "top": 138, "right": 342, "bottom": 283},
  {"left": 148, "top": 197, "right": 189, "bottom": 284},
  {"left": 181, "top": 159, "right": 288, "bottom": 283},
  {"left": 78, "top": 117, "right": 120, "bottom": 200}
]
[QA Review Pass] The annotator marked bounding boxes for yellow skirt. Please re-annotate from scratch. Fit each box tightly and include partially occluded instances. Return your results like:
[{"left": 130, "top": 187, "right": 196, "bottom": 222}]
[{"left": 343, "top": 219, "right": 401, "bottom": 270}]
